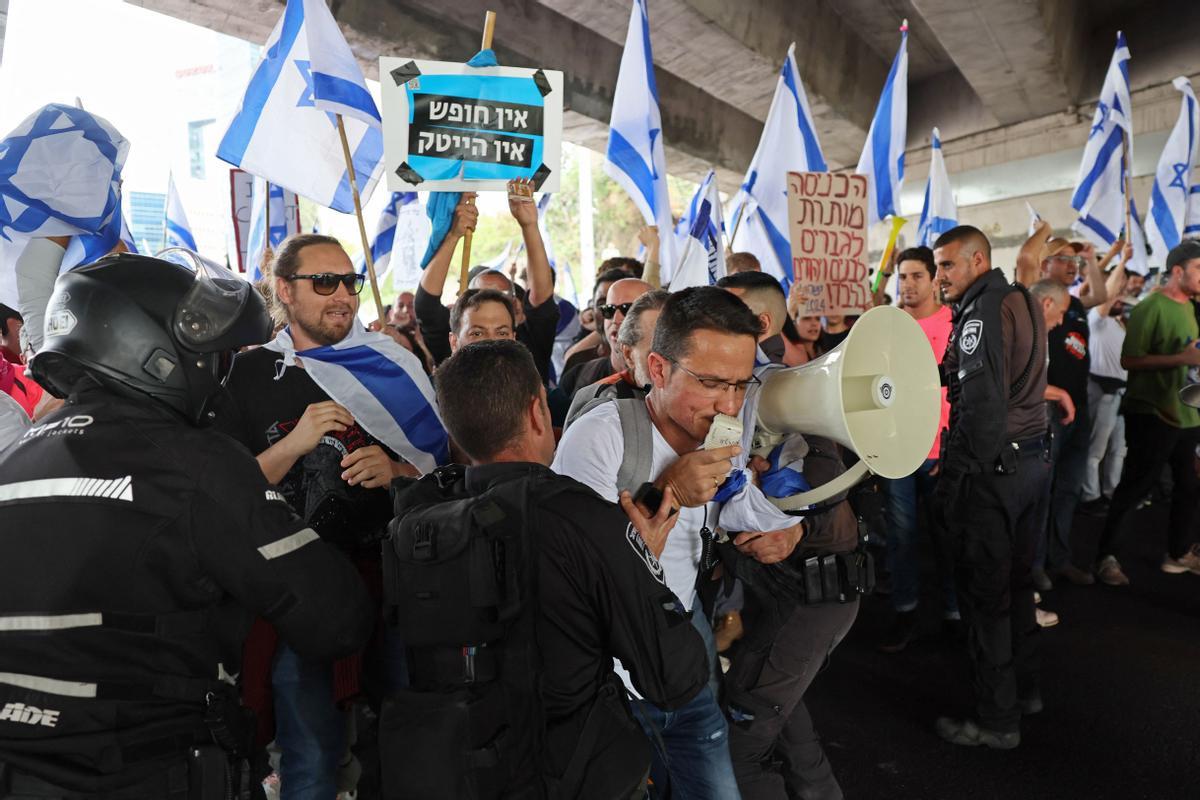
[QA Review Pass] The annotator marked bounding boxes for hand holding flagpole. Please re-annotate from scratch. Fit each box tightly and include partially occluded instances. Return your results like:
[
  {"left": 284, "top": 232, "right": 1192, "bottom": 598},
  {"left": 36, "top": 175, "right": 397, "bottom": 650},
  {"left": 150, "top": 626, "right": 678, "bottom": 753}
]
[{"left": 457, "top": 10, "right": 498, "bottom": 296}]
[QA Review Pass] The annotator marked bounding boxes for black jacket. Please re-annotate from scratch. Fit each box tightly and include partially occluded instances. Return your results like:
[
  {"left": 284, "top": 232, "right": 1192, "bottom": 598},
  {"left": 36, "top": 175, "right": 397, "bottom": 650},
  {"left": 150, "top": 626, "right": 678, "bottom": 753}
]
[{"left": 0, "top": 389, "right": 373, "bottom": 793}]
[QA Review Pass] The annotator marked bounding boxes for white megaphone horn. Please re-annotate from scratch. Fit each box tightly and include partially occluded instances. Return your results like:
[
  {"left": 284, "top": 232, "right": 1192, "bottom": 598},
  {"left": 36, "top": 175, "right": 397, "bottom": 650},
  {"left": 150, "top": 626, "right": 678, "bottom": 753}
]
[{"left": 753, "top": 304, "right": 942, "bottom": 510}]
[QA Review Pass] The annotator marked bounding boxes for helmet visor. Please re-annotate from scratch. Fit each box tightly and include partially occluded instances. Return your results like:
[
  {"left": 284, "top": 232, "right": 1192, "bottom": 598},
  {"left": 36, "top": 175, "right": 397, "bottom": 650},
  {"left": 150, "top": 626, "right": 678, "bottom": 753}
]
[{"left": 160, "top": 247, "right": 254, "bottom": 350}]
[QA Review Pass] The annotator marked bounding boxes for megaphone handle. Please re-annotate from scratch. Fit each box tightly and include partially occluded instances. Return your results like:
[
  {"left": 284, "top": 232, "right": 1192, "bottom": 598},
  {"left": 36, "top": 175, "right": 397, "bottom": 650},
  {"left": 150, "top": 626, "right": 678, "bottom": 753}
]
[{"left": 768, "top": 461, "right": 872, "bottom": 512}]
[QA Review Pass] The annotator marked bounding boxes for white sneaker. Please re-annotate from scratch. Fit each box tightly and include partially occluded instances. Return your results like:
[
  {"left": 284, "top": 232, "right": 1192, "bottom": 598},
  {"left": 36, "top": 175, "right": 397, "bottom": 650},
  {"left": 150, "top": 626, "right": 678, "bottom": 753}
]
[{"left": 1035, "top": 608, "right": 1060, "bottom": 628}]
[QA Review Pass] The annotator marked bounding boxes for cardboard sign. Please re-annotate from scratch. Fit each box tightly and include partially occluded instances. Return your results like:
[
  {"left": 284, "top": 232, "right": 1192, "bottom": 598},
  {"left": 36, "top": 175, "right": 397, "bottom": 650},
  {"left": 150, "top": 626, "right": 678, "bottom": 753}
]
[
  {"left": 787, "top": 171, "right": 871, "bottom": 315},
  {"left": 380, "top": 58, "right": 563, "bottom": 193},
  {"left": 228, "top": 169, "right": 300, "bottom": 273}
]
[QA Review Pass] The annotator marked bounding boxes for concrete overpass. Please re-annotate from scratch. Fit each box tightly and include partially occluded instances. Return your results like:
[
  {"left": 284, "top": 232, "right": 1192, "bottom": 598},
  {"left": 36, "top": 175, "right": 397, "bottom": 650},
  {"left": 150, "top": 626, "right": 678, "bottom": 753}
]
[{"left": 124, "top": 0, "right": 1200, "bottom": 262}]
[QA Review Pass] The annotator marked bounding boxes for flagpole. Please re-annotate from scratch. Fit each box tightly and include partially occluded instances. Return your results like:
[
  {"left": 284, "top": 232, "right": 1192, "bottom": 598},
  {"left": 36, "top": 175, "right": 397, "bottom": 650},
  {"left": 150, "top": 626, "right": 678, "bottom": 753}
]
[
  {"left": 728, "top": 200, "right": 747, "bottom": 251},
  {"left": 264, "top": 180, "right": 271, "bottom": 246},
  {"left": 457, "top": 10, "right": 498, "bottom": 296},
  {"left": 335, "top": 114, "right": 387, "bottom": 322},
  {"left": 1122, "top": 131, "right": 1133, "bottom": 245}
]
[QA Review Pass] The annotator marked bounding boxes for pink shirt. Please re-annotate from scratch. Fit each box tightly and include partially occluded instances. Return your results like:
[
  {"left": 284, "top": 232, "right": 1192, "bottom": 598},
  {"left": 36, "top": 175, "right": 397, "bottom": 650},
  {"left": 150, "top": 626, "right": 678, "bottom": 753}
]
[{"left": 915, "top": 305, "right": 953, "bottom": 460}]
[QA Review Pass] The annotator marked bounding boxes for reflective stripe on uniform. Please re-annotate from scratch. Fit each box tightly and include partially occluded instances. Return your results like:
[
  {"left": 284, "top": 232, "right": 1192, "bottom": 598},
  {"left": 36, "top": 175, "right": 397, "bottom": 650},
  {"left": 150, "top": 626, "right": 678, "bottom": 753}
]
[
  {"left": 0, "top": 671, "right": 97, "bottom": 697},
  {"left": 0, "top": 613, "right": 103, "bottom": 632},
  {"left": 257, "top": 528, "right": 320, "bottom": 560},
  {"left": 0, "top": 476, "right": 133, "bottom": 504}
]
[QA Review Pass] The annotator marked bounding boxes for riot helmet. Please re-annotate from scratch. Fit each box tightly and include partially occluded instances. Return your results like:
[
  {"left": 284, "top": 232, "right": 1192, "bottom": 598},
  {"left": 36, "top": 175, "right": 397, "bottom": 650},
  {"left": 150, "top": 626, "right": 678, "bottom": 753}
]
[{"left": 29, "top": 249, "right": 271, "bottom": 425}]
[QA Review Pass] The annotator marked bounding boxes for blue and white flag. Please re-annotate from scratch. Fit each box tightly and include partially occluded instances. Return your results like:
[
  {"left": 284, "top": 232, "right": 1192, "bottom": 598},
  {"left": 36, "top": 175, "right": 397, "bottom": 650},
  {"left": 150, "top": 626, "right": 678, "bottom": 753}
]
[
  {"left": 605, "top": 0, "right": 677, "bottom": 277},
  {"left": 356, "top": 192, "right": 417, "bottom": 281},
  {"left": 217, "top": 0, "right": 384, "bottom": 213},
  {"left": 855, "top": 25, "right": 908, "bottom": 227},
  {"left": 1187, "top": 186, "right": 1200, "bottom": 238},
  {"left": 536, "top": 192, "right": 556, "bottom": 267},
  {"left": 1147, "top": 77, "right": 1199, "bottom": 266},
  {"left": 1026, "top": 201, "right": 1043, "bottom": 238},
  {"left": 61, "top": 207, "right": 137, "bottom": 271},
  {"left": 264, "top": 323, "right": 448, "bottom": 474},
  {"left": 916, "top": 128, "right": 957, "bottom": 246},
  {"left": 1071, "top": 32, "right": 1133, "bottom": 248},
  {"left": 0, "top": 104, "right": 129, "bottom": 241},
  {"left": 247, "top": 179, "right": 300, "bottom": 281},
  {"left": 671, "top": 169, "right": 725, "bottom": 290},
  {"left": 729, "top": 44, "right": 827, "bottom": 284},
  {"left": 164, "top": 173, "right": 197, "bottom": 251}
]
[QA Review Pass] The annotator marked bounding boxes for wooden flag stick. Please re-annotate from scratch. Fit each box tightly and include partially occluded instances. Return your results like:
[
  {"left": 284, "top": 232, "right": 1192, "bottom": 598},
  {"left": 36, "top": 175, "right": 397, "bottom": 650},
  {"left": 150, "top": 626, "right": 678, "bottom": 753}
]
[
  {"left": 458, "top": 9, "right": 498, "bottom": 296},
  {"left": 336, "top": 114, "right": 386, "bottom": 323}
]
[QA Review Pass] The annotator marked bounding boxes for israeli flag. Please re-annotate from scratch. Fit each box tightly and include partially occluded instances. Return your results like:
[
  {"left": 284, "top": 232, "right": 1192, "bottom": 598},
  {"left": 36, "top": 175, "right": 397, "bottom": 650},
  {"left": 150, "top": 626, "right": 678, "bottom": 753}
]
[
  {"left": 1187, "top": 186, "right": 1200, "bottom": 237},
  {"left": 1127, "top": 197, "right": 1150, "bottom": 275},
  {"left": 164, "top": 174, "right": 197, "bottom": 251},
  {"left": 1070, "top": 32, "right": 1133, "bottom": 248},
  {"left": 264, "top": 323, "right": 448, "bottom": 474},
  {"left": 61, "top": 207, "right": 137, "bottom": 271},
  {"left": 1147, "top": 77, "right": 1199, "bottom": 266},
  {"left": 916, "top": 128, "right": 957, "bottom": 246},
  {"left": 217, "top": 0, "right": 384, "bottom": 213},
  {"left": 1026, "top": 201, "right": 1043, "bottom": 238},
  {"left": 671, "top": 169, "right": 725, "bottom": 290},
  {"left": 356, "top": 192, "right": 417, "bottom": 282},
  {"left": 0, "top": 104, "right": 129, "bottom": 241},
  {"left": 855, "top": 26, "right": 909, "bottom": 227},
  {"left": 605, "top": 0, "right": 677, "bottom": 278},
  {"left": 247, "top": 179, "right": 300, "bottom": 281},
  {"left": 536, "top": 193, "right": 556, "bottom": 267},
  {"left": 729, "top": 44, "right": 827, "bottom": 285}
]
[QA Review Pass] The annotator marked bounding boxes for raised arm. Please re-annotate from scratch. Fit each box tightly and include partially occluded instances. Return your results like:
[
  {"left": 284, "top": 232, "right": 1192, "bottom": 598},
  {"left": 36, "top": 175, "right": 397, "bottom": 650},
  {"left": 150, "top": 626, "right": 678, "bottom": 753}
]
[
  {"left": 1077, "top": 242, "right": 1111, "bottom": 309},
  {"left": 419, "top": 193, "right": 478, "bottom": 298},
  {"left": 1015, "top": 219, "right": 1052, "bottom": 287},
  {"left": 508, "top": 180, "right": 553, "bottom": 307}
]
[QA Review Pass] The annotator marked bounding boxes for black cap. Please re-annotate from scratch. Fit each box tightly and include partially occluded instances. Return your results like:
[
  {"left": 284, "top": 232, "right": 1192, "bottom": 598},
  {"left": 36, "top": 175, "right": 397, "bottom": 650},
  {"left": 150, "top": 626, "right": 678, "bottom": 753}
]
[{"left": 1165, "top": 239, "right": 1200, "bottom": 271}]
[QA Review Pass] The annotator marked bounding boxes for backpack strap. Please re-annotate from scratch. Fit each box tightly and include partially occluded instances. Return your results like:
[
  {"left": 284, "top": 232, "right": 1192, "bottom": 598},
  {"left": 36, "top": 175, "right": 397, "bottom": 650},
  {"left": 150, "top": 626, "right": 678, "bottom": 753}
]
[
  {"left": 563, "top": 381, "right": 618, "bottom": 430},
  {"left": 614, "top": 397, "right": 654, "bottom": 494}
]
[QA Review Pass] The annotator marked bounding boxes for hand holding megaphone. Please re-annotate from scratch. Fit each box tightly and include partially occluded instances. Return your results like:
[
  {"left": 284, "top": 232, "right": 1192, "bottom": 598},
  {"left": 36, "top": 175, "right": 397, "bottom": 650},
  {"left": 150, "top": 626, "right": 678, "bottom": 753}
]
[{"left": 656, "top": 444, "right": 742, "bottom": 507}]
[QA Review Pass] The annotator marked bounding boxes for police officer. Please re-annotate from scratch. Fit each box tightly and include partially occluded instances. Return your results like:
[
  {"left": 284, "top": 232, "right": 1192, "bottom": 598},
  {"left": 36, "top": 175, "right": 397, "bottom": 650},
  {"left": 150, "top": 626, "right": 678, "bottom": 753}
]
[
  {"left": 931, "top": 226, "right": 1049, "bottom": 749},
  {"left": 0, "top": 253, "right": 374, "bottom": 798},
  {"left": 383, "top": 340, "right": 707, "bottom": 799}
]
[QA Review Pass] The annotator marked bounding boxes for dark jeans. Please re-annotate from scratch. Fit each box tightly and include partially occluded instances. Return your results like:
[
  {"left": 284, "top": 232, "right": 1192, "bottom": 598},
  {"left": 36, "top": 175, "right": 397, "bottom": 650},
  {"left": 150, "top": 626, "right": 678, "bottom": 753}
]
[
  {"left": 1038, "top": 412, "right": 1089, "bottom": 572},
  {"left": 272, "top": 644, "right": 347, "bottom": 800},
  {"left": 724, "top": 598, "right": 859, "bottom": 800},
  {"left": 883, "top": 458, "right": 957, "bottom": 616},
  {"left": 1097, "top": 413, "right": 1200, "bottom": 561},
  {"left": 947, "top": 455, "right": 1046, "bottom": 733}
]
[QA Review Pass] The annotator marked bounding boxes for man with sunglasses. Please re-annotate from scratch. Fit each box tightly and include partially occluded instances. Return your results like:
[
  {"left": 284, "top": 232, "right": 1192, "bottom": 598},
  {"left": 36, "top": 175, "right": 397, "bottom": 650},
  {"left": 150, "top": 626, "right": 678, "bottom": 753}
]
[
  {"left": 554, "top": 287, "right": 806, "bottom": 799},
  {"left": 218, "top": 234, "right": 421, "bottom": 800},
  {"left": 558, "top": 278, "right": 651, "bottom": 401}
]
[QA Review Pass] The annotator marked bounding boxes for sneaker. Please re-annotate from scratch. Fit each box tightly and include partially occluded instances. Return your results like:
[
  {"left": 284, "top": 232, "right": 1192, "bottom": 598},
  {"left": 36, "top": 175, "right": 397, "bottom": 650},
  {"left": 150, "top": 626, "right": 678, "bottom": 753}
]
[
  {"left": 1035, "top": 608, "right": 1059, "bottom": 628},
  {"left": 1096, "top": 555, "right": 1130, "bottom": 586},
  {"left": 878, "top": 609, "right": 918, "bottom": 654},
  {"left": 1161, "top": 545, "right": 1200, "bottom": 576},
  {"left": 1051, "top": 563, "right": 1096, "bottom": 586},
  {"left": 1077, "top": 496, "right": 1110, "bottom": 517},
  {"left": 935, "top": 717, "right": 1020, "bottom": 749},
  {"left": 1031, "top": 569, "right": 1053, "bottom": 592}
]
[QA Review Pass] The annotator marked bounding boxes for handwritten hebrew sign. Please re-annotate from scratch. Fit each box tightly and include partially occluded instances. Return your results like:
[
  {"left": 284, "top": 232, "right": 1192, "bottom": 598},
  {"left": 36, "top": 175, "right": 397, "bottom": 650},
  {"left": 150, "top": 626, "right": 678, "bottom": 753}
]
[
  {"left": 787, "top": 171, "right": 871, "bottom": 316},
  {"left": 380, "top": 58, "right": 563, "bottom": 193}
]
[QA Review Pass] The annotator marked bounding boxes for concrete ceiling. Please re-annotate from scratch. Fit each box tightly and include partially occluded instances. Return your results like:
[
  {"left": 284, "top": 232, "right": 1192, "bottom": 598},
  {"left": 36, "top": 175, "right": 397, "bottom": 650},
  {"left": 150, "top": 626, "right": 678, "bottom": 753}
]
[{"left": 129, "top": 0, "right": 1200, "bottom": 201}]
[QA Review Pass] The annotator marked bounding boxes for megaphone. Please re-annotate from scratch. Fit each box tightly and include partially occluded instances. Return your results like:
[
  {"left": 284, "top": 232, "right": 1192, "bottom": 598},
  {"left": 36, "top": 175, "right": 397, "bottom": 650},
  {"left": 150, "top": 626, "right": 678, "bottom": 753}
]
[
  {"left": 1180, "top": 383, "right": 1200, "bottom": 408},
  {"left": 753, "top": 304, "right": 942, "bottom": 510}
]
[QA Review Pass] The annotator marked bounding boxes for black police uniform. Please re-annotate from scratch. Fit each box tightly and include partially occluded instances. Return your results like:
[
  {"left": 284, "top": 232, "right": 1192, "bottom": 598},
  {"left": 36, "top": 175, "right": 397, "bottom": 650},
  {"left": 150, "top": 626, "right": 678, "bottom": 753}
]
[
  {"left": 384, "top": 462, "right": 708, "bottom": 799},
  {"left": 721, "top": 436, "right": 863, "bottom": 800},
  {"left": 0, "top": 389, "right": 373, "bottom": 797},
  {"left": 938, "top": 267, "right": 1049, "bottom": 736}
]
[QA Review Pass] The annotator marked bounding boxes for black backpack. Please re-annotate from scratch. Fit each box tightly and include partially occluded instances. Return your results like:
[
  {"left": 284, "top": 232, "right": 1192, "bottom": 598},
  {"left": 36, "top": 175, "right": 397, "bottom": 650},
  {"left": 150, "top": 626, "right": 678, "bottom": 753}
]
[{"left": 379, "top": 464, "right": 554, "bottom": 800}]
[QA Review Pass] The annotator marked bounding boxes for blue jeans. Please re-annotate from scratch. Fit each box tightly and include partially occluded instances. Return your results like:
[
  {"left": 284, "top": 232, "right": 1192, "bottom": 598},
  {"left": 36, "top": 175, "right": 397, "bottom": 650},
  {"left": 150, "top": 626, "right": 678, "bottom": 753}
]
[
  {"left": 632, "top": 684, "right": 741, "bottom": 800},
  {"left": 272, "top": 644, "right": 347, "bottom": 800},
  {"left": 883, "top": 458, "right": 958, "bottom": 616},
  {"left": 1037, "top": 412, "right": 1089, "bottom": 571}
]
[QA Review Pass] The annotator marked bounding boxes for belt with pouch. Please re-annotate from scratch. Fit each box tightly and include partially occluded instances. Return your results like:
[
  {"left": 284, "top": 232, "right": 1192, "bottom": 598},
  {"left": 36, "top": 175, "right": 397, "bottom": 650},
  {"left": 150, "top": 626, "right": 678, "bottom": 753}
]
[{"left": 794, "top": 548, "right": 874, "bottom": 605}]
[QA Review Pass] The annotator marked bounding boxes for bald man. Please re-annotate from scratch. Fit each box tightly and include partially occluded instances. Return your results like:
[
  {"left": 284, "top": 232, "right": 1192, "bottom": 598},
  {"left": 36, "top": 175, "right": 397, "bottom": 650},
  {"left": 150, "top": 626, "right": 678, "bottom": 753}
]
[
  {"left": 932, "top": 225, "right": 1049, "bottom": 751},
  {"left": 558, "top": 279, "right": 651, "bottom": 400}
]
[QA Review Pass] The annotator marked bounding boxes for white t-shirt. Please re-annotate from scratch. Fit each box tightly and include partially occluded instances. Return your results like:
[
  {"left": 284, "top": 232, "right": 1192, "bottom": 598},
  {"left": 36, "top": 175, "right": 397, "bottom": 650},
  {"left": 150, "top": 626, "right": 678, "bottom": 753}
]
[
  {"left": 1087, "top": 309, "right": 1128, "bottom": 381},
  {"left": 551, "top": 401, "right": 707, "bottom": 698}
]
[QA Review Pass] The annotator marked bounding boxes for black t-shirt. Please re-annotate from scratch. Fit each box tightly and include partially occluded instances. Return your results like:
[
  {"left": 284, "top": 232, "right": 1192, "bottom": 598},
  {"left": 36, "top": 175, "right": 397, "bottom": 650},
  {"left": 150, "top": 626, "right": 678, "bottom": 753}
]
[
  {"left": 1047, "top": 295, "right": 1090, "bottom": 409},
  {"left": 217, "top": 347, "right": 392, "bottom": 543},
  {"left": 414, "top": 285, "right": 560, "bottom": 384}
]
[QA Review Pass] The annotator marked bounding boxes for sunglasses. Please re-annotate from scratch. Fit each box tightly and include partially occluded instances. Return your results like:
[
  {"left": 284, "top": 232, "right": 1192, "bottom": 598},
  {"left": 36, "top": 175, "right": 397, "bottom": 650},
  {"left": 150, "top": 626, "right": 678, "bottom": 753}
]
[
  {"left": 599, "top": 302, "right": 635, "bottom": 319},
  {"left": 287, "top": 273, "right": 366, "bottom": 296},
  {"left": 1049, "top": 255, "right": 1087, "bottom": 269}
]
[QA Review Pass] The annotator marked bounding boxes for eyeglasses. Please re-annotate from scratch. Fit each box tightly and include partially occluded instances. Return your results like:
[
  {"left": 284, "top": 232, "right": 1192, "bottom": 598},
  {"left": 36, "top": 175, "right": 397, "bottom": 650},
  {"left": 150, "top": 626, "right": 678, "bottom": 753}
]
[
  {"left": 287, "top": 273, "right": 366, "bottom": 296},
  {"left": 599, "top": 302, "right": 635, "bottom": 319},
  {"left": 666, "top": 357, "right": 762, "bottom": 394},
  {"left": 1049, "top": 255, "right": 1088, "bottom": 269}
]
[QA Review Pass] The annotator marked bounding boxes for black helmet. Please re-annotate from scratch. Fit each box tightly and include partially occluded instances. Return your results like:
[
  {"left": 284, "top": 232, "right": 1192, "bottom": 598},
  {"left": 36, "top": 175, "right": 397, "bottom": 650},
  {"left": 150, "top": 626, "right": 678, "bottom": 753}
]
[{"left": 29, "top": 249, "right": 272, "bottom": 426}]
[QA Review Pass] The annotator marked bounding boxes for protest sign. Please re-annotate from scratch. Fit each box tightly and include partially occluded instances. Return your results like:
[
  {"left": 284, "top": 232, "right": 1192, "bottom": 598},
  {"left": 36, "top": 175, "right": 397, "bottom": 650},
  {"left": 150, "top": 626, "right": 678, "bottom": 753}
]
[
  {"left": 787, "top": 171, "right": 871, "bottom": 316},
  {"left": 228, "top": 169, "right": 300, "bottom": 273},
  {"left": 380, "top": 58, "right": 563, "bottom": 193}
]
